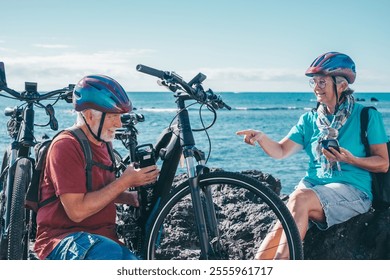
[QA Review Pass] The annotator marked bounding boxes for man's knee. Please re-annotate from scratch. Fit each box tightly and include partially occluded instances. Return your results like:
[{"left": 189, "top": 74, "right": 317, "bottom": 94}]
[{"left": 85, "top": 234, "right": 137, "bottom": 260}]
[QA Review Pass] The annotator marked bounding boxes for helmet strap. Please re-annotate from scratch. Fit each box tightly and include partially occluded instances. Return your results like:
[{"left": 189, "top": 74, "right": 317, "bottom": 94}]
[
  {"left": 80, "top": 112, "right": 107, "bottom": 143},
  {"left": 97, "top": 112, "right": 106, "bottom": 139},
  {"left": 332, "top": 77, "right": 339, "bottom": 114}
]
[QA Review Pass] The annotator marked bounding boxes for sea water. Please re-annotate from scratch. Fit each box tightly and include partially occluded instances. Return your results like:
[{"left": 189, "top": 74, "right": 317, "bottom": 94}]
[{"left": 1, "top": 91, "right": 389, "bottom": 194}]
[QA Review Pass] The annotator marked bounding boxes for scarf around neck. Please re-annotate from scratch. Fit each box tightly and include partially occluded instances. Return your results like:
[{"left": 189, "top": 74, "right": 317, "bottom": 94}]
[{"left": 315, "top": 94, "right": 355, "bottom": 177}]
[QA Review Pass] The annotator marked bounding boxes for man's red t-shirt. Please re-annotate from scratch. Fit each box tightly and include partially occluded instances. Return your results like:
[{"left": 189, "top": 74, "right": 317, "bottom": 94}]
[{"left": 34, "top": 131, "right": 119, "bottom": 259}]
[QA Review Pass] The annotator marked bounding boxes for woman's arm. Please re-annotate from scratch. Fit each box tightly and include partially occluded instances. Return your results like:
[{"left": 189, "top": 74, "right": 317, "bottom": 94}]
[
  {"left": 236, "top": 129, "right": 303, "bottom": 159},
  {"left": 324, "top": 143, "right": 389, "bottom": 173}
]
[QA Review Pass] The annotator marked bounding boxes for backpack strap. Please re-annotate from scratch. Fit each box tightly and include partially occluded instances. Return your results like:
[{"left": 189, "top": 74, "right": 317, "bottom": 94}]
[
  {"left": 360, "top": 106, "right": 377, "bottom": 156},
  {"left": 38, "top": 127, "right": 93, "bottom": 208},
  {"left": 91, "top": 144, "right": 115, "bottom": 172},
  {"left": 104, "top": 142, "right": 116, "bottom": 172},
  {"left": 68, "top": 127, "right": 115, "bottom": 181},
  {"left": 67, "top": 127, "right": 94, "bottom": 192},
  {"left": 35, "top": 130, "right": 66, "bottom": 210},
  {"left": 38, "top": 127, "right": 115, "bottom": 209},
  {"left": 38, "top": 193, "right": 58, "bottom": 208}
]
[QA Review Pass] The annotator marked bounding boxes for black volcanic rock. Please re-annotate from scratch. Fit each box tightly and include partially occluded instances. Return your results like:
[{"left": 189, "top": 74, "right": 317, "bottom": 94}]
[
  {"left": 304, "top": 207, "right": 390, "bottom": 259},
  {"left": 30, "top": 170, "right": 390, "bottom": 260},
  {"left": 156, "top": 170, "right": 390, "bottom": 260}
]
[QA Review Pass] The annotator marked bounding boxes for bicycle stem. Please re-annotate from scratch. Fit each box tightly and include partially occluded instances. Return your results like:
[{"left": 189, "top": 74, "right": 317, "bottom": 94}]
[{"left": 19, "top": 103, "right": 35, "bottom": 151}]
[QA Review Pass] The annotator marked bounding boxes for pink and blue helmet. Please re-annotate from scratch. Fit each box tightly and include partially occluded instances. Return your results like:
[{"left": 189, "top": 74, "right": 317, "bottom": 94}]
[
  {"left": 305, "top": 52, "right": 356, "bottom": 84},
  {"left": 73, "top": 75, "right": 132, "bottom": 113}
]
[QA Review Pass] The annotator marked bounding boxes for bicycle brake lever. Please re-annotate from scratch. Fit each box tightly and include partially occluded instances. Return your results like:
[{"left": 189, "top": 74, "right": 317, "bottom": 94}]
[
  {"left": 46, "top": 104, "right": 59, "bottom": 131},
  {"left": 210, "top": 102, "right": 219, "bottom": 110},
  {"left": 64, "top": 91, "right": 73, "bottom": 103},
  {"left": 157, "top": 80, "right": 179, "bottom": 92}
]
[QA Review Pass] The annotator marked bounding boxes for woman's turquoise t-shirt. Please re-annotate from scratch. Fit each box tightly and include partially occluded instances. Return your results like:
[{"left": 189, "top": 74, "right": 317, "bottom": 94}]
[{"left": 287, "top": 102, "right": 388, "bottom": 199}]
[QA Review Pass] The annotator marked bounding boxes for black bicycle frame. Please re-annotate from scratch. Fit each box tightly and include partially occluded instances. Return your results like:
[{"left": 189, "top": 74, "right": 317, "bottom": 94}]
[
  {"left": 143, "top": 93, "right": 217, "bottom": 259},
  {"left": 2, "top": 101, "right": 36, "bottom": 242}
]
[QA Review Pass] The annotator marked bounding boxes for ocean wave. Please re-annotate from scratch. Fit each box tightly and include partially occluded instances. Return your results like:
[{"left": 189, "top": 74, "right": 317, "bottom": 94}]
[
  {"left": 138, "top": 106, "right": 306, "bottom": 112},
  {"left": 137, "top": 108, "right": 177, "bottom": 113},
  {"left": 234, "top": 106, "right": 304, "bottom": 111}
]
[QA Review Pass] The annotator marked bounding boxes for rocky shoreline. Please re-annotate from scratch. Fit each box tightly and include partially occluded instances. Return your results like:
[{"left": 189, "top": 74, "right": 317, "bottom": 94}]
[
  {"left": 169, "top": 169, "right": 390, "bottom": 260},
  {"left": 30, "top": 169, "right": 390, "bottom": 260},
  {"left": 244, "top": 170, "right": 390, "bottom": 260}
]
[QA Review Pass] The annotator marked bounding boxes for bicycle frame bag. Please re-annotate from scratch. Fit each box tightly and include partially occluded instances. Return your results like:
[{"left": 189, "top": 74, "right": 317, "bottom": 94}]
[{"left": 360, "top": 106, "right": 390, "bottom": 210}]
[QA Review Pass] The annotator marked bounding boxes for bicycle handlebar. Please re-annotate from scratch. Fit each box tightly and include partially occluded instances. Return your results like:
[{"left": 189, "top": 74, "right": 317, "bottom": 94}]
[
  {"left": 1, "top": 81, "right": 74, "bottom": 132},
  {"left": 0, "top": 62, "right": 74, "bottom": 103},
  {"left": 0, "top": 83, "right": 74, "bottom": 103},
  {"left": 136, "top": 64, "right": 231, "bottom": 110},
  {"left": 136, "top": 64, "right": 167, "bottom": 80}
]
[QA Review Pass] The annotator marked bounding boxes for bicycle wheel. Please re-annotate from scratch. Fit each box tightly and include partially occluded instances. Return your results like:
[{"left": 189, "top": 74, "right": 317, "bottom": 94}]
[
  {"left": 0, "top": 149, "right": 9, "bottom": 192},
  {"left": 0, "top": 150, "right": 10, "bottom": 259},
  {"left": 146, "top": 171, "right": 303, "bottom": 260},
  {"left": 7, "top": 158, "right": 32, "bottom": 260}
]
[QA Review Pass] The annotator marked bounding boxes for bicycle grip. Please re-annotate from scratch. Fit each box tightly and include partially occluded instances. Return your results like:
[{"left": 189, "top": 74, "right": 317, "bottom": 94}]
[{"left": 136, "top": 64, "right": 166, "bottom": 79}]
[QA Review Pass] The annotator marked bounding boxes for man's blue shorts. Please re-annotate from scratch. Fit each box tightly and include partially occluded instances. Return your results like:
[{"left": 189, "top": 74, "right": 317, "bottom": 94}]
[{"left": 46, "top": 232, "right": 139, "bottom": 260}]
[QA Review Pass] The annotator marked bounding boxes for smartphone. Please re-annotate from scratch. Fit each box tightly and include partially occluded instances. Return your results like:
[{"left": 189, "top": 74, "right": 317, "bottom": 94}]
[{"left": 321, "top": 139, "right": 340, "bottom": 153}]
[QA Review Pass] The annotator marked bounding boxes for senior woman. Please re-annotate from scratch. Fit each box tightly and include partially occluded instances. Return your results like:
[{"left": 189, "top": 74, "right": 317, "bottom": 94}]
[{"left": 237, "top": 52, "right": 389, "bottom": 259}]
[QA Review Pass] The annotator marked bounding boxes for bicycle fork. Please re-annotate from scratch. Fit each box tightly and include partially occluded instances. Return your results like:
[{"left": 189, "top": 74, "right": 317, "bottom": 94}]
[
  {"left": 178, "top": 97, "right": 220, "bottom": 259},
  {"left": 183, "top": 148, "right": 209, "bottom": 259}
]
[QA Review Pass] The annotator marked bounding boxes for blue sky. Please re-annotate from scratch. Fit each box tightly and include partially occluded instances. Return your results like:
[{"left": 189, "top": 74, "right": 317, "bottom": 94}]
[{"left": 1, "top": 0, "right": 389, "bottom": 92}]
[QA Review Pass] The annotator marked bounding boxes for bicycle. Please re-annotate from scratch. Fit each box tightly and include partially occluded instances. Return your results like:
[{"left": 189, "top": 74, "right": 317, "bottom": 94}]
[
  {"left": 0, "top": 62, "right": 74, "bottom": 260},
  {"left": 114, "top": 64, "right": 304, "bottom": 260}
]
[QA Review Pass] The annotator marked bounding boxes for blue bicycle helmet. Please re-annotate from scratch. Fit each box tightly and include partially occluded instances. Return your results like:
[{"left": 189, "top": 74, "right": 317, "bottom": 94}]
[
  {"left": 305, "top": 52, "right": 356, "bottom": 84},
  {"left": 73, "top": 75, "right": 132, "bottom": 113}
]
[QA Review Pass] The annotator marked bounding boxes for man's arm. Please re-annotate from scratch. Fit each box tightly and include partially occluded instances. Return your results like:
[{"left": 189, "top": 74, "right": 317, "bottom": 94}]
[{"left": 60, "top": 165, "right": 158, "bottom": 222}]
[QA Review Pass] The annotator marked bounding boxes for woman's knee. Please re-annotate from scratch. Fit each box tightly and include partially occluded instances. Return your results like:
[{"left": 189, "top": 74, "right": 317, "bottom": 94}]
[
  {"left": 288, "top": 189, "right": 310, "bottom": 206},
  {"left": 289, "top": 188, "right": 324, "bottom": 222},
  {"left": 288, "top": 189, "right": 321, "bottom": 211}
]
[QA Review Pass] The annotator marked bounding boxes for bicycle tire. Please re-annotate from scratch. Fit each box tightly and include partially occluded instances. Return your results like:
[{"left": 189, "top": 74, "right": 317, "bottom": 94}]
[
  {"left": 146, "top": 171, "right": 303, "bottom": 260},
  {"left": 0, "top": 150, "right": 10, "bottom": 259},
  {"left": 7, "top": 158, "right": 32, "bottom": 260},
  {"left": 0, "top": 149, "right": 9, "bottom": 192}
]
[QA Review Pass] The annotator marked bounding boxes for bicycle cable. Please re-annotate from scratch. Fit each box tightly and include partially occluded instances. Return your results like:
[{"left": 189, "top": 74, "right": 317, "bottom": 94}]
[
  {"left": 34, "top": 99, "right": 60, "bottom": 128},
  {"left": 167, "top": 100, "right": 217, "bottom": 164},
  {"left": 197, "top": 103, "right": 216, "bottom": 164},
  {"left": 0, "top": 93, "right": 19, "bottom": 100}
]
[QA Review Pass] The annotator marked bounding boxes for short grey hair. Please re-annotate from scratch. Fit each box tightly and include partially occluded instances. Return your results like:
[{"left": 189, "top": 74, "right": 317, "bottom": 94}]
[{"left": 75, "top": 109, "right": 102, "bottom": 126}]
